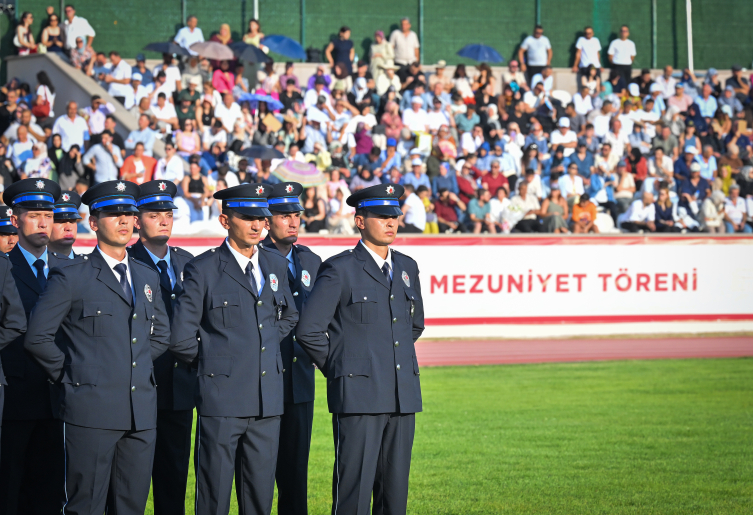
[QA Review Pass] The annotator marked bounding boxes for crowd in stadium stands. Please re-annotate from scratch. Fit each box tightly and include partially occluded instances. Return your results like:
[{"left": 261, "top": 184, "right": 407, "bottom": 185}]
[{"left": 3, "top": 7, "right": 753, "bottom": 234}]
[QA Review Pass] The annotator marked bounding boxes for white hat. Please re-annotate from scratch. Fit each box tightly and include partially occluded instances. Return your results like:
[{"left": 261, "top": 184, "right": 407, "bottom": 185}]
[
  {"left": 649, "top": 83, "right": 662, "bottom": 93},
  {"left": 684, "top": 145, "right": 699, "bottom": 155},
  {"left": 628, "top": 83, "right": 640, "bottom": 96},
  {"left": 455, "top": 159, "right": 466, "bottom": 172},
  {"left": 411, "top": 96, "right": 424, "bottom": 105},
  {"left": 558, "top": 117, "right": 570, "bottom": 128},
  {"left": 409, "top": 148, "right": 422, "bottom": 155},
  {"left": 436, "top": 60, "right": 447, "bottom": 68},
  {"left": 690, "top": 162, "right": 701, "bottom": 172},
  {"left": 411, "top": 157, "right": 423, "bottom": 166},
  {"left": 189, "top": 76, "right": 202, "bottom": 85},
  {"left": 132, "top": 73, "right": 142, "bottom": 81}
]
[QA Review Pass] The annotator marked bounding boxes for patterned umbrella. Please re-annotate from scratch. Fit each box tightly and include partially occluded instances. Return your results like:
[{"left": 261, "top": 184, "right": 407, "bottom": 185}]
[
  {"left": 271, "top": 160, "right": 327, "bottom": 187},
  {"left": 190, "top": 41, "right": 234, "bottom": 61}
]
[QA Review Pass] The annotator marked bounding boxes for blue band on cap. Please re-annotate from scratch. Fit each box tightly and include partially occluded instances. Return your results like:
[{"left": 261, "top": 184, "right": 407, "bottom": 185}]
[
  {"left": 268, "top": 197, "right": 301, "bottom": 205},
  {"left": 90, "top": 197, "right": 137, "bottom": 210},
  {"left": 53, "top": 207, "right": 79, "bottom": 214},
  {"left": 0, "top": 220, "right": 13, "bottom": 226},
  {"left": 225, "top": 201, "right": 270, "bottom": 208},
  {"left": 137, "top": 195, "right": 174, "bottom": 206},
  {"left": 12, "top": 193, "right": 54, "bottom": 205},
  {"left": 357, "top": 199, "right": 400, "bottom": 208}
]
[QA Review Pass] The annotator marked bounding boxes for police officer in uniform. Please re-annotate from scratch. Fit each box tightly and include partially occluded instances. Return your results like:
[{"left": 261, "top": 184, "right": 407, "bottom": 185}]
[
  {"left": 262, "top": 182, "right": 322, "bottom": 515},
  {"left": 48, "top": 190, "right": 82, "bottom": 258},
  {"left": 0, "top": 207, "right": 18, "bottom": 256},
  {"left": 170, "top": 183, "right": 298, "bottom": 515},
  {"left": 0, "top": 178, "right": 67, "bottom": 515},
  {"left": 128, "top": 180, "right": 195, "bottom": 515},
  {"left": 23, "top": 180, "right": 197, "bottom": 515},
  {"left": 296, "top": 183, "right": 425, "bottom": 515}
]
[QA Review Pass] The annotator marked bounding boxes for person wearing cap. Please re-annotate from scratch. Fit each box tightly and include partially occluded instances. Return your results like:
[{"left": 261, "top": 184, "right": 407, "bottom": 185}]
[
  {"left": 24, "top": 179, "right": 191, "bottom": 515},
  {"left": 666, "top": 82, "right": 693, "bottom": 113},
  {"left": 258, "top": 182, "right": 322, "bottom": 515},
  {"left": 126, "top": 180, "right": 196, "bottom": 515},
  {"left": 124, "top": 71, "right": 149, "bottom": 110},
  {"left": 403, "top": 157, "right": 431, "bottom": 191},
  {"left": 550, "top": 117, "right": 577, "bottom": 158},
  {"left": 296, "top": 182, "right": 424, "bottom": 514},
  {"left": 726, "top": 65, "right": 750, "bottom": 103},
  {"left": 401, "top": 94, "right": 429, "bottom": 133},
  {"left": 170, "top": 183, "right": 298, "bottom": 514},
  {"left": 48, "top": 190, "right": 82, "bottom": 258},
  {"left": 0, "top": 179, "right": 68, "bottom": 513},
  {"left": 132, "top": 53, "right": 154, "bottom": 87},
  {"left": 678, "top": 161, "right": 709, "bottom": 213},
  {"left": 0, "top": 206, "right": 18, "bottom": 255}
]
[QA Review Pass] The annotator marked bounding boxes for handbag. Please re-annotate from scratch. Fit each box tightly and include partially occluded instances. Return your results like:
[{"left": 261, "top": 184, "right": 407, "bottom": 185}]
[{"left": 31, "top": 87, "right": 51, "bottom": 119}]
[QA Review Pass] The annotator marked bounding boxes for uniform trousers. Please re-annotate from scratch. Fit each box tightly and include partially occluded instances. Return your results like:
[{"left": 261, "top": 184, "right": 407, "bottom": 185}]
[
  {"left": 331, "top": 413, "right": 415, "bottom": 515},
  {"left": 64, "top": 422, "right": 156, "bottom": 515},
  {"left": 194, "top": 415, "right": 281, "bottom": 515},
  {"left": 152, "top": 409, "right": 194, "bottom": 515},
  {"left": 276, "top": 402, "right": 314, "bottom": 515},
  {"left": 0, "top": 418, "right": 64, "bottom": 515}
]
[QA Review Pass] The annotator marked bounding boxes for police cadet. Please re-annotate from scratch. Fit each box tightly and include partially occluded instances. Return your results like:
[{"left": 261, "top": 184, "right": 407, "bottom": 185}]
[
  {"left": 48, "top": 190, "right": 82, "bottom": 258},
  {"left": 170, "top": 183, "right": 298, "bottom": 515},
  {"left": 0, "top": 178, "right": 67, "bottom": 515},
  {"left": 262, "top": 182, "right": 322, "bottom": 515},
  {"left": 23, "top": 180, "right": 197, "bottom": 515},
  {"left": 296, "top": 183, "right": 425, "bottom": 515},
  {"left": 0, "top": 207, "right": 17, "bottom": 255},
  {"left": 128, "top": 180, "right": 195, "bottom": 515}
]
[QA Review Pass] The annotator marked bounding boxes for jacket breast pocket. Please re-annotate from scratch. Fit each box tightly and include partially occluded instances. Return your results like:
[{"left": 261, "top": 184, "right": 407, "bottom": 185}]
[
  {"left": 404, "top": 288, "right": 417, "bottom": 322},
  {"left": 81, "top": 301, "right": 113, "bottom": 337},
  {"left": 350, "top": 289, "right": 377, "bottom": 324},
  {"left": 211, "top": 293, "right": 241, "bottom": 328}
]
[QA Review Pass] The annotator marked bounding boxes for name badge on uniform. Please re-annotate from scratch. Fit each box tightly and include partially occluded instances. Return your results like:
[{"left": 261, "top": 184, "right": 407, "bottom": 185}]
[
  {"left": 301, "top": 270, "right": 311, "bottom": 287},
  {"left": 269, "top": 274, "right": 279, "bottom": 292},
  {"left": 144, "top": 284, "right": 153, "bottom": 302},
  {"left": 402, "top": 271, "right": 410, "bottom": 287}
]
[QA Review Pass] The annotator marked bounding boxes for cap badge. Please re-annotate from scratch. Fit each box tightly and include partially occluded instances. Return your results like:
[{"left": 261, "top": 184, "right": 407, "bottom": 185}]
[
  {"left": 35, "top": 180, "right": 45, "bottom": 190},
  {"left": 269, "top": 273, "right": 278, "bottom": 292},
  {"left": 402, "top": 271, "right": 410, "bottom": 287},
  {"left": 284, "top": 184, "right": 293, "bottom": 193},
  {"left": 301, "top": 270, "right": 310, "bottom": 287},
  {"left": 144, "top": 284, "right": 153, "bottom": 302},
  {"left": 255, "top": 185, "right": 265, "bottom": 195},
  {"left": 116, "top": 181, "right": 126, "bottom": 192},
  {"left": 158, "top": 182, "right": 167, "bottom": 191},
  {"left": 62, "top": 193, "right": 70, "bottom": 202},
  {"left": 386, "top": 185, "right": 395, "bottom": 195},
  {"left": 5, "top": 208, "right": 12, "bottom": 217}
]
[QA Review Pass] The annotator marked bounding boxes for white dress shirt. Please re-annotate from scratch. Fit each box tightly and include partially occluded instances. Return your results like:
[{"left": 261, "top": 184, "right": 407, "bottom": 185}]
[
  {"left": 96, "top": 246, "right": 133, "bottom": 296},
  {"left": 18, "top": 244, "right": 48, "bottom": 278},
  {"left": 143, "top": 245, "right": 176, "bottom": 288},
  {"left": 174, "top": 26, "right": 205, "bottom": 55},
  {"left": 52, "top": 115, "right": 90, "bottom": 151},
  {"left": 63, "top": 16, "right": 96, "bottom": 49},
  {"left": 108, "top": 59, "right": 132, "bottom": 98},
  {"left": 359, "top": 240, "right": 393, "bottom": 280},
  {"left": 225, "top": 239, "right": 264, "bottom": 293}
]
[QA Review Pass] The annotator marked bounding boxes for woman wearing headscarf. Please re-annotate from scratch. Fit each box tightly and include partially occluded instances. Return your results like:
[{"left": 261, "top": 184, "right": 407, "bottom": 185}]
[
  {"left": 352, "top": 122, "right": 373, "bottom": 156},
  {"left": 704, "top": 68, "right": 722, "bottom": 97},
  {"left": 483, "top": 104, "right": 503, "bottom": 144},
  {"left": 369, "top": 30, "right": 394, "bottom": 81},
  {"left": 56, "top": 144, "right": 85, "bottom": 191}
]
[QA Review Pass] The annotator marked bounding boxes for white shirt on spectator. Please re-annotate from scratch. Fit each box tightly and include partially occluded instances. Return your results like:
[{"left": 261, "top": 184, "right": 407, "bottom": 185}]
[
  {"left": 108, "top": 59, "right": 132, "bottom": 98},
  {"left": 202, "top": 127, "right": 228, "bottom": 149},
  {"left": 3, "top": 122, "right": 43, "bottom": 143},
  {"left": 531, "top": 74, "right": 553, "bottom": 93},
  {"left": 520, "top": 35, "right": 551, "bottom": 67},
  {"left": 149, "top": 82, "right": 175, "bottom": 106},
  {"left": 402, "top": 108, "right": 429, "bottom": 133},
  {"left": 175, "top": 26, "right": 204, "bottom": 55},
  {"left": 591, "top": 113, "right": 612, "bottom": 138},
  {"left": 214, "top": 102, "right": 243, "bottom": 132},
  {"left": 558, "top": 174, "right": 585, "bottom": 198},
  {"left": 123, "top": 85, "right": 149, "bottom": 110},
  {"left": 631, "top": 109, "right": 660, "bottom": 139},
  {"left": 152, "top": 102, "right": 177, "bottom": 122},
  {"left": 618, "top": 113, "right": 635, "bottom": 136},
  {"left": 154, "top": 156, "right": 184, "bottom": 182},
  {"left": 36, "top": 85, "right": 56, "bottom": 117},
  {"left": 460, "top": 132, "right": 483, "bottom": 154},
  {"left": 625, "top": 199, "right": 655, "bottom": 222},
  {"left": 153, "top": 64, "right": 182, "bottom": 94},
  {"left": 8, "top": 139, "right": 36, "bottom": 168},
  {"left": 209, "top": 170, "right": 240, "bottom": 188},
  {"left": 655, "top": 76, "right": 677, "bottom": 99},
  {"left": 550, "top": 129, "right": 577, "bottom": 157},
  {"left": 604, "top": 131, "right": 628, "bottom": 158},
  {"left": 427, "top": 110, "right": 450, "bottom": 132},
  {"left": 573, "top": 92, "right": 593, "bottom": 115},
  {"left": 52, "top": 114, "right": 89, "bottom": 151},
  {"left": 607, "top": 39, "right": 636, "bottom": 65},
  {"left": 63, "top": 15, "right": 95, "bottom": 50},
  {"left": 389, "top": 30, "right": 420, "bottom": 66},
  {"left": 725, "top": 197, "right": 747, "bottom": 225},
  {"left": 647, "top": 154, "right": 673, "bottom": 177},
  {"left": 83, "top": 102, "right": 115, "bottom": 135},
  {"left": 402, "top": 192, "right": 426, "bottom": 231},
  {"left": 575, "top": 36, "right": 602, "bottom": 68},
  {"left": 303, "top": 89, "right": 331, "bottom": 110}
]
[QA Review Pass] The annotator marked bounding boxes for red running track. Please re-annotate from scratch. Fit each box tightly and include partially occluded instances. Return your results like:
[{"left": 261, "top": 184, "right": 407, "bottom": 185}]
[{"left": 414, "top": 336, "right": 753, "bottom": 367}]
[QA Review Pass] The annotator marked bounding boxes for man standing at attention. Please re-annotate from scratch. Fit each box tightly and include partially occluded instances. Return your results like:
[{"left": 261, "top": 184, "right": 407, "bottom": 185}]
[
  {"left": 24, "top": 180, "right": 195, "bottom": 514},
  {"left": 296, "top": 183, "right": 425, "bottom": 515},
  {"left": 262, "top": 182, "right": 322, "bottom": 515},
  {"left": 170, "top": 183, "right": 298, "bottom": 515},
  {"left": 518, "top": 25, "right": 552, "bottom": 85},
  {"left": 0, "top": 207, "right": 18, "bottom": 255},
  {"left": 48, "top": 190, "right": 82, "bottom": 259},
  {"left": 607, "top": 25, "right": 636, "bottom": 85},
  {"left": 128, "top": 180, "right": 196, "bottom": 515}
]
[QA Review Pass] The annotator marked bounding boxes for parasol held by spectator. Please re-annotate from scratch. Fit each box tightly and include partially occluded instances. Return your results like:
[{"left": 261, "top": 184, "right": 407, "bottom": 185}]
[
  {"left": 190, "top": 41, "right": 234, "bottom": 61},
  {"left": 237, "top": 93, "right": 284, "bottom": 111},
  {"left": 229, "top": 42, "right": 271, "bottom": 64},
  {"left": 240, "top": 146, "right": 286, "bottom": 160},
  {"left": 260, "top": 35, "right": 307, "bottom": 60},
  {"left": 272, "top": 160, "right": 327, "bottom": 187},
  {"left": 456, "top": 43, "right": 504, "bottom": 63},
  {"left": 143, "top": 41, "right": 190, "bottom": 56}
]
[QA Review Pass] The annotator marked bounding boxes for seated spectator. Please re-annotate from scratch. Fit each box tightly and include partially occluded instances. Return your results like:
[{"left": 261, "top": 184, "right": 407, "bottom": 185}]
[
  {"left": 654, "top": 185, "right": 682, "bottom": 233},
  {"left": 154, "top": 141, "right": 184, "bottom": 183},
  {"left": 540, "top": 188, "right": 568, "bottom": 233},
  {"left": 648, "top": 147, "right": 673, "bottom": 179},
  {"left": 564, "top": 102, "right": 585, "bottom": 136},
  {"left": 524, "top": 123, "right": 549, "bottom": 155},
  {"left": 301, "top": 187, "right": 327, "bottom": 233},
  {"left": 586, "top": 102, "right": 614, "bottom": 138},
  {"left": 20, "top": 143, "right": 52, "bottom": 179},
  {"left": 4, "top": 108, "right": 45, "bottom": 143},
  {"left": 455, "top": 160, "right": 477, "bottom": 205},
  {"left": 7, "top": 125, "right": 35, "bottom": 168},
  {"left": 304, "top": 77, "right": 331, "bottom": 110},
  {"left": 202, "top": 120, "right": 227, "bottom": 152},
  {"left": 402, "top": 96, "right": 429, "bottom": 133},
  {"left": 530, "top": 66, "right": 554, "bottom": 93},
  {"left": 699, "top": 190, "right": 726, "bottom": 233},
  {"left": 724, "top": 184, "right": 751, "bottom": 234},
  {"left": 181, "top": 156, "right": 210, "bottom": 222},
  {"left": 481, "top": 159, "right": 509, "bottom": 196},
  {"left": 326, "top": 186, "right": 355, "bottom": 235},
  {"left": 572, "top": 85, "right": 594, "bottom": 116},
  {"left": 509, "top": 182, "right": 541, "bottom": 233},
  {"left": 120, "top": 142, "right": 156, "bottom": 184},
  {"left": 214, "top": 92, "right": 242, "bottom": 133},
  {"left": 466, "top": 188, "right": 496, "bottom": 234},
  {"left": 432, "top": 162, "right": 458, "bottom": 196},
  {"left": 718, "top": 85, "right": 744, "bottom": 117},
  {"left": 89, "top": 115, "right": 125, "bottom": 156},
  {"left": 454, "top": 105, "right": 480, "bottom": 135},
  {"left": 569, "top": 142, "right": 595, "bottom": 179},
  {"left": 211, "top": 60, "right": 234, "bottom": 95},
  {"left": 613, "top": 161, "right": 636, "bottom": 214},
  {"left": 125, "top": 114, "right": 157, "bottom": 157},
  {"left": 694, "top": 145, "right": 718, "bottom": 181},
  {"left": 434, "top": 189, "right": 466, "bottom": 233},
  {"left": 404, "top": 158, "right": 431, "bottom": 190},
  {"left": 558, "top": 162, "right": 585, "bottom": 209},
  {"left": 577, "top": 124, "right": 600, "bottom": 155},
  {"left": 725, "top": 65, "right": 750, "bottom": 104},
  {"left": 626, "top": 147, "right": 648, "bottom": 190},
  {"left": 175, "top": 119, "right": 201, "bottom": 159},
  {"left": 461, "top": 125, "right": 484, "bottom": 156},
  {"left": 550, "top": 118, "right": 578, "bottom": 158},
  {"left": 399, "top": 184, "right": 429, "bottom": 233},
  {"left": 652, "top": 123, "right": 679, "bottom": 160},
  {"left": 55, "top": 144, "right": 85, "bottom": 191},
  {"left": 152, "top": 93, "right": 179, "bottom": 134},
  {"left": 678, "top": 162, "right": 709, "bottom": 212},
  {"left": 82, "top": 130, "right": 123, "bottom": 184},
  {"left": 51, "top": 101, "right": 88, "bottom": 151},
  {"left": 132, "top": 53, "right": 154, "bottom": 86},
  {"left": 280, "top": 79, "right": 303, "bottom": 112},
  {"left": 570, "top": 194, "right": 599, "bottom": 233},
  {"left": 667, "top": 83, "right": 693, "bottom": 113},
  {"left": 502, "top": 60, "right": 528, "bottom": 92},
  {"left": 628, "top": 124, "right": 652, "bottom": 156},
  {"left": 588, "top": 164, "right": 618, "bottom": 223},
  {"left": 124, "top": 73, "right": 149, "bottom": 110},
  {"left": 69, "top": 36, "right": 94, "bottom": 71},
  {"left": 621, "top": 191, "right": 656, "bottom": 232}
]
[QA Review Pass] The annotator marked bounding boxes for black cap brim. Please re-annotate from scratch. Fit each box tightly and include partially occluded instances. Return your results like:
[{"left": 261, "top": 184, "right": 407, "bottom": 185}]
[
  {"left": 230, "top": 206, "right": 273, "bottom": 218},
  {"left": 138, "top": 201, "right": 178, "bottom": 211},
  {"left": 0, "top": 226, "right": 17, "bottom": 235},
  {"left": 362, "top": 205, "right": 402, "bottom": 216},
  {"left": 54, "top": 213, "right": 83, "bottom": 221},
  {"left": 94, "top": 204, "right": 140, "bottom": 214},
  {"left": 269, "top": 202, "right": 303, "bottom": 213}
]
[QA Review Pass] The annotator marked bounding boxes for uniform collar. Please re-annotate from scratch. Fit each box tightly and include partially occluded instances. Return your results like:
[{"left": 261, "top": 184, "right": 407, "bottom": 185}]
[
  {"left": 17, "top": 242, "right": 48, "bottom": 269},
  {"left": 359, "top": 240, "right": 392, "bottom": 272},
  {"left": 143, "top": 244, "right": 172, "bottom": 270},
  {"left": 96, "top": 245, "right": 129, "bottom": 271},
  {"left": 224, "top": 238, "right": 259, "bottom": 273}
]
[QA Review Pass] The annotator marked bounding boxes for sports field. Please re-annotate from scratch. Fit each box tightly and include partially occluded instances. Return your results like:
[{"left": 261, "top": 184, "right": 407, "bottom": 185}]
[{"left": 146, "top": 355, "right": 752, "bottom": 514}]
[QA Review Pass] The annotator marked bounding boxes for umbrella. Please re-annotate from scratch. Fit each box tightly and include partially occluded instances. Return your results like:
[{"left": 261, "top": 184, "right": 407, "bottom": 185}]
[
  {"left": 237, "top": 93, "right": 284, "bottom": 111},
  {"left": 456, "top": 44, "right": 504, "bottom": 63},
  {"left": 272, "top": 160, "right": 327, "bottom": 187},
  {"left": 229, "top": 42, "right": 271, "bottom": 64},
  {"left": 143, "top": 41, "right": 190, "bottom": 56},
  {"left": 240, "top": 146, "right": 285, "bottom": 160},
  {"left": 260, "top": 35, "right": 307, "bottom": 60},
  {"left": 190, "top": 41, "right": 234, "bottom": 61}
]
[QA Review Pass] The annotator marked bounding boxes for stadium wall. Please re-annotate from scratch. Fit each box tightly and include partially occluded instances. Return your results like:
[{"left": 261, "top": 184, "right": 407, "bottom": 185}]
[{"left": 7, "top": 0, "right": 753, "bottom": 70}]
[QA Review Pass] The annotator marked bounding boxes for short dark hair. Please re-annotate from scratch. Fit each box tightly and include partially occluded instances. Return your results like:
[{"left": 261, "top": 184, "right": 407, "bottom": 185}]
[
  {"left": 369, "top": 147, "right": 381, "bottom": 157},
  {"left": 105, "top": 114, "right": 116, "bottom": 122},
  {"left": 157, "top": 92, "right": 166, "bottom": 100},
  {"left": 109, "top": 51, "right": 120, "bottom": 57},
  {"left": 404, "top": 184, "right": 415, "bottom": 193},
  {"left": 416, "top": 185, "right": 429, "bottom": 195},
  {"left": 340, "top": 26, "right": 350, "bottom": 33},
  {"left": 286, "top": 78, "right": 295, "bottom": 86},
  {"left": 534, "top": 24, "right": 543, "bottom": 31},
  {"left": 101, "top": 130, "right": 113, "bottom": 138}
]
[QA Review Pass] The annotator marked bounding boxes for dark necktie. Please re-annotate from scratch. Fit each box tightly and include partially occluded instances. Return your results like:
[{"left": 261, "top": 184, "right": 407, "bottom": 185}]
[
  {"left": 157, "top": 260, "right": 172, "bottom": 293},
  {"left": 114, "top": 263, "right": 132, "bottom": 304},
  {"left": 33, "top": 259, "right": 47, "bottom": 290},
  {"left": 245, "top": 262, "right": 259, "bottom": 297},
  {"left": 382, "top": 262, "right": 392, "bottom": 285}
]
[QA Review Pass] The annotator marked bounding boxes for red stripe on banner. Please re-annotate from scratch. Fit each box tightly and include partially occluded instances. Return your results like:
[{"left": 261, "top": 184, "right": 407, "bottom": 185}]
[
  {"left": 74, "top": 235, "right": 753, "bottom": 248},
  {"left": 424, "top": 314, "right": 753, "bottom": 325}
]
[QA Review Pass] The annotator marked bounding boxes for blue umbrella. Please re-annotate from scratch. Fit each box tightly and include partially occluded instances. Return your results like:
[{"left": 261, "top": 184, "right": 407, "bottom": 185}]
[
  {"left": 261, "top": 35, "right": 307, "bottom": 60},
  {"left": 229, "top": 42, "right": 270, "bottom": 64},
  {"left": 456, "top": 44, "right": 504, "bottom": 64},
  {"left": 237, "top": 93, "right": 284, "bottom": 112}
]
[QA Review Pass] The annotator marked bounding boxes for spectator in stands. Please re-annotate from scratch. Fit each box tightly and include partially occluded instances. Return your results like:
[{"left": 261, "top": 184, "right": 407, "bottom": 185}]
[
  {"left": 613, "top": 161, "right": 636, "bottom": 213},
  {"left": 699, "top": 190, "right": 725, "bottom": 233},
  {"left": 631, "top": 68, "right": 654, "bottom": 96},
  {"left": 153, "top": 141, "right": 184, "bottom": 184},
  {"left": 51, "top": 101, "right": 88, "bottom": 151},
  {"left": 56, "top": 144, "right": 85, "bottom": 190},
  {"left": 724, "top": 184, "right": 751, "bottom": 234},
  {"left": 481, "top": 160, "right": 509, "bottom": 195},
  {"left": 20, "top": 143, "right": 52, "bottom": 179},
  {"left": 214, "top": 93, "right": 242, "bottom": 133},
  {"left": 152, "top": 93, "right": 179, "bottom": 134},
  {"left": 301, "top": 187, "right": 326, "bottom": 233},
  {"left": 399, "top": 184, "right": 426, "bottom": 233},
  {"left": 390, "top": 18, "right": 420, "bottom": 72},
  {"left": 62, "top": 4, "right": 95, "bottom": 51},
  {"left": 588, "top": 101, "right": 614, "bottom": 138},
  {"left": 572, "top": 85, "right": 594, "bottom": 116},
  {"left": 678, "top": 162, "right": 708, "bottom": 212},
  {"left": 402, "top": 97, "right": 429, "bottom": 133},
  {"left": 695, "top": 83, "right": 718, "bottom": 120},
  {"left": 181, "top": 156, "right": 210, "bottom": 221},
  {"left": 461, "top": 125, "right": 484, "bottom": 155},
  {"left": 531, "top": 66, "right": 554, "bottom": 94},
  {"left": 726, "top": 65, "right": 750, "bottom": 104},
  {"left": 718, "top": 86, "right": 743, "bottom": 117},
  {"left": 430, "top": 61, "right": 453, "bottom": 93},
  {"left": 175, "top": 15, "right": 204, "bottom": 55},
  {"left": 622, "top": 191, "right": 656, "bottom": 232},
  {"left": 7, "top": 125, "right": 35, "bottom": 168},
  {"left": 654, "top": 66, "right": 676, "bottom": 99},
  {"left": 452, "top": 65, "right": 475, "bottom": 104},
  {"left": 83, "top": 95, "right": 115, "bottom": 139},
  {"left": 519, "top": 25, "right": 552, "bottom": 84},
  {"left": 540, "top": 188, "right": 568, "bottom": 233},
  {"left": 558, "top": 162, "right": 585, "bottom": 209},
  {"left": 573, "top": 26, "right": 601, "bottom": 79},
  {"left": 40, "top": 11, "right": 65, "bottom": 54},
  {"left": 454, "top": 104, "right": 479, "bottom": 135},
  {"left": 550, "top": 118, "right": 578, "bottom": 158},
  {"left": 654, "top": 185, "right": 680, "bottom": 232},
  {"left": 648, "top": 146, "right": 673, "bottom": 179},
  {"left": 14, "top": 11, "right": 37, "bottom": 56},
  {"left": 104, "top": 51, "right": 131, "bottom": 105},
  {"left": 653, "top": 123, "right": 679, "bottom": 160},
  {"left": 280, "top": 79, "right": 303, "bottom": 111},
  {"left": 571, "top": 194, "right": 598, "bottom": 233},
  {"left": 694, "top": 145, "right": 717, "bottom": 181},
  {"left": 464, "top": 188, "right": 495, "bottom": 233},
  {"left": 212, "top": 60, "right": 234, "bottom": 95},
  {"left": 326, "top": 186, "right": 355, "bottom": 234},
  {"left": 325, "top": 26, "right": 355, "bottom": 75},
  {"left": 83, "top": 130, "right": 123, "bottom": 184},
  {"left": 667, "top": 83, "right": 693, "bottom": 113},
  {"left": 569, "top": 141, "right": 595, "bottom": 178},
  {"left": 91, "top": 115, "right": 125, "bottom": 156},
  {"left": 607, "top": 25, "right": 636, "bottom": 85},
  {"left": 434, "top": 189, "right": 465, "bottom": 233},
  {"left": 120, "top": 142, "right": 156, "bottom": 184},
  {"left": 509, "top": 181, "right": 541, "bottom": 232},
  {"left": 404, "top": 158, "right": 431, "bottom": 190},
  {"left": 131, "top": 54, "right": 154, "bottom": 86}
]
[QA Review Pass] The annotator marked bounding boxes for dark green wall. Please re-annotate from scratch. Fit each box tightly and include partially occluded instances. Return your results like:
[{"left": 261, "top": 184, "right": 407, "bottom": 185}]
[{"left": 13, "top": 0, "right": 753, "bottom": 69}]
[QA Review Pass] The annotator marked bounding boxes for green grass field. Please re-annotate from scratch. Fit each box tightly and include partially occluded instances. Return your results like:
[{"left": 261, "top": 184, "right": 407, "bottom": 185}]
[{"left": 147, "top": 358, "right": 753, "bottom": 514}]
